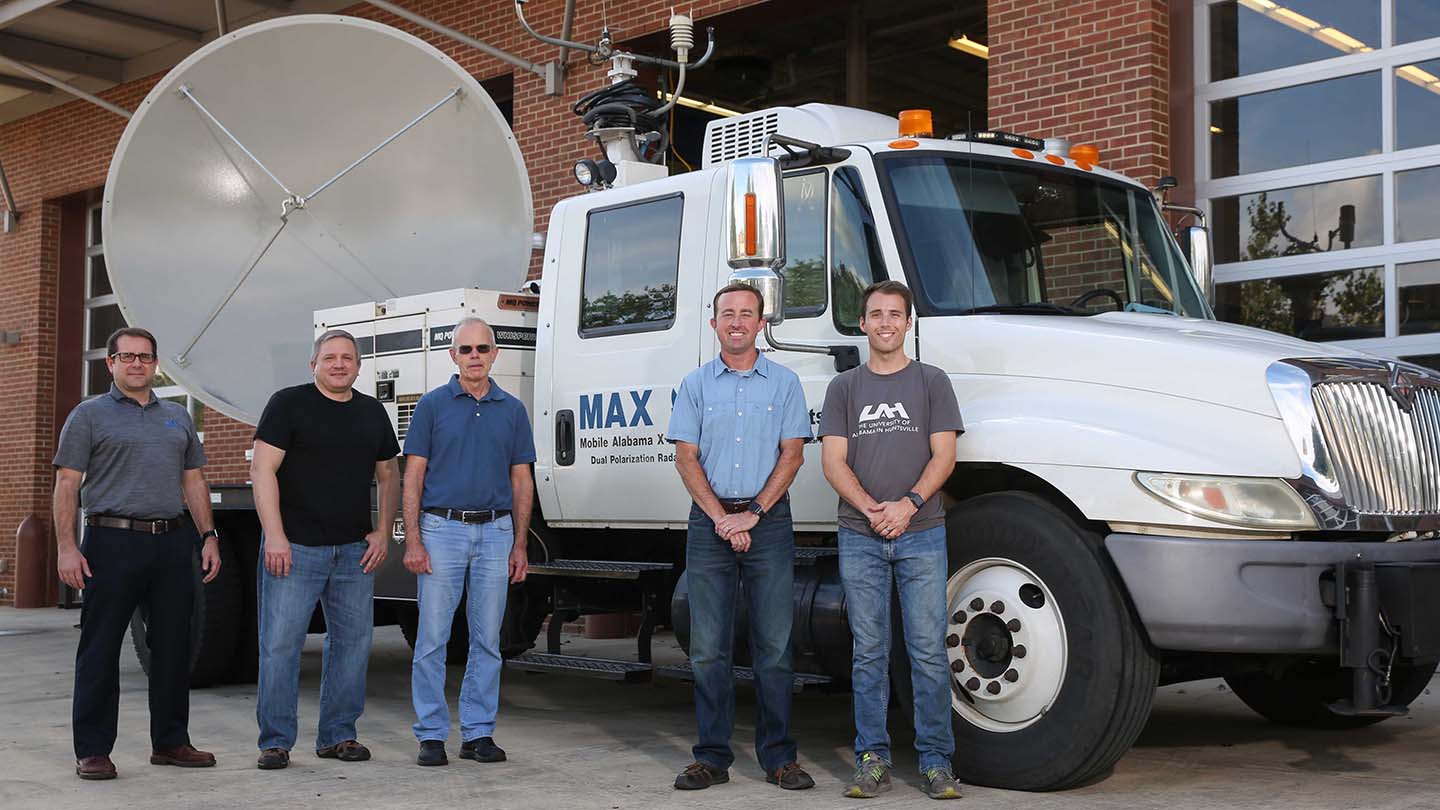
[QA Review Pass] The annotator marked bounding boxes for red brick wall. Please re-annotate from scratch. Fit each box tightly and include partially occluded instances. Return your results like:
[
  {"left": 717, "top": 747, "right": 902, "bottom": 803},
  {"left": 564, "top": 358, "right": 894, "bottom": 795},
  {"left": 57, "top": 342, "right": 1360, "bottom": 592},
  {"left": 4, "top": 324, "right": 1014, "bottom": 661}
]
[
  {"left": 988, "top": 0, "right": 1170, "bottom": 187},
  {"left": 0, "top": 0, "right": 766, "bottom": 603}
]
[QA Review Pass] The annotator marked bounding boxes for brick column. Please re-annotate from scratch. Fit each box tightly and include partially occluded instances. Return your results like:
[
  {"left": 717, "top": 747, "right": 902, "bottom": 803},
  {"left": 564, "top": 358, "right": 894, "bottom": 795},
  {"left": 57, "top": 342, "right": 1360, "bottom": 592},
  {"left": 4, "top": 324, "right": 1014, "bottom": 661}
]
[{"left": 988, "top": 0, "right": 1170, "bottom": 187}]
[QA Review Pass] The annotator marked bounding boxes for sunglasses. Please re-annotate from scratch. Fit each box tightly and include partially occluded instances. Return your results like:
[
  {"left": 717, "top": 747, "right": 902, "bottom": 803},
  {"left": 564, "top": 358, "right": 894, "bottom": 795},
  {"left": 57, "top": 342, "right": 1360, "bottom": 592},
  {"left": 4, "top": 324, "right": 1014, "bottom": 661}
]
[{"left": 455, "top": 344, "right": 493, "bottom": 355}]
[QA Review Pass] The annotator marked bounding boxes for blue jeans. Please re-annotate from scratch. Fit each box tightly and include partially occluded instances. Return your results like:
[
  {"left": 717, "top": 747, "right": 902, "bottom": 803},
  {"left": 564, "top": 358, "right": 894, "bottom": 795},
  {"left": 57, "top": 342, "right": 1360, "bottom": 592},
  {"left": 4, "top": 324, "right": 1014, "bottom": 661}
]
[
  {"left": 838, "top": 524, "right": 954, "bottom": 772},
  {"left": 256, "top": 540, "right": 374, "bottom": 752},
  {"left": 411, "top": 512, "right": 513, "bottom": 742},
  {"left": 686, "top": 500, "right": 797, "bottom": 773}
]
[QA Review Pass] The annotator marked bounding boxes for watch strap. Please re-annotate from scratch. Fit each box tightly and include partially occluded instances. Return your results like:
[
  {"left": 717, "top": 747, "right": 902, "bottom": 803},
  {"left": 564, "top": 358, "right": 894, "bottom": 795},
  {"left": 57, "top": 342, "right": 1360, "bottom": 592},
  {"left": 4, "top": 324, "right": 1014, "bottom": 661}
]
[
  {"left": 747, "top": 500, "right": 767, "bottom": 519},
  {"left": 905, "top": 491, "right": 925, "bottom": 509},
  {"left": 200, "top": 528, "right": 219, "bottom": 541}
]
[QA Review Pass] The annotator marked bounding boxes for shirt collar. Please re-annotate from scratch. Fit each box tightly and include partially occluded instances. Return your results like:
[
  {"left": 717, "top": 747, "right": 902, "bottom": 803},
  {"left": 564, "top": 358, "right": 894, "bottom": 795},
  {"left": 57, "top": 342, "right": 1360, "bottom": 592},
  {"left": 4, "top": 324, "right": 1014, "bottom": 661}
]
[
  {"left": 447, "top": 374, "right": 507, "bottom": 402},
  {"left": 711, "top": 352, "right": 770, "bottom": 379},
  {"left": 108, "top": 383, "right": 157, "bottom": 408}
]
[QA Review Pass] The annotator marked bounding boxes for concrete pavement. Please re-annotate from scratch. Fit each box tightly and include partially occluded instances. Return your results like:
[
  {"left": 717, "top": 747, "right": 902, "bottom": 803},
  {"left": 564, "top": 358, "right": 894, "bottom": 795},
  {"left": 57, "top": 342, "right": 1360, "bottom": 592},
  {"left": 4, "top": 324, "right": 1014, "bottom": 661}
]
[{"left": 1, "top": 606, "right": 1437, "bottom": 810}]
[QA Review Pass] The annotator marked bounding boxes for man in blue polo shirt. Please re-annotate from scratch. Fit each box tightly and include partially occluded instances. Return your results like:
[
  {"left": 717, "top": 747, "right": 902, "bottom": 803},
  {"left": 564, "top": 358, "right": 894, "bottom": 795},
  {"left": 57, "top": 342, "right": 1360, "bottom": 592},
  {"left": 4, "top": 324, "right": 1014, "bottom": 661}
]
[
  {"left": 402, "top": 316, "right": 535, "bottom": 767},
  {"left": 667, "top": 283, "right": 813, "bottom": 792}
]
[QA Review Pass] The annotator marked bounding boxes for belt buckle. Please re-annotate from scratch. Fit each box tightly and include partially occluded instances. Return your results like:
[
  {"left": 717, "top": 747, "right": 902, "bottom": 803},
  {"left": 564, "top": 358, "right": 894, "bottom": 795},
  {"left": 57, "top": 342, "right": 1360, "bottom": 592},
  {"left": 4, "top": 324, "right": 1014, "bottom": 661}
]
[{"left": 150, "top": 521, "right": 167, "bottom": 535}]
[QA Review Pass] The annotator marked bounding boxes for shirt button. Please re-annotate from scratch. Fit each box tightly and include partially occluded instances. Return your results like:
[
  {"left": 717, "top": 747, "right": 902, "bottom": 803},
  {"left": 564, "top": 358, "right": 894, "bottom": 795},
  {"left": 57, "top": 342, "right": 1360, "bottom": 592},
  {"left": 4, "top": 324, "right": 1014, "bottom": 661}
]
[
  {"left": 736, "top": 437, "right": 741, "bottom": 442},
  {"left": 737, "top": 411, "right": 743, "bottom": 416},
  {"left": 734, "top": 463, "right": 740, "bottom": 468}
]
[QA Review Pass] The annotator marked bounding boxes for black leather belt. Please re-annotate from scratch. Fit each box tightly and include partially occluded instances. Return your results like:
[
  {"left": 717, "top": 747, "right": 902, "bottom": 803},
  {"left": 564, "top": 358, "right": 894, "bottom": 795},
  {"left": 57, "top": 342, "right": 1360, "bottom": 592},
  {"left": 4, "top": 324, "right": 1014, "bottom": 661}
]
[
  {"left": 424, "top": 507, "right": 510, "bottom": 524},
  {"left": 85, "top": 514, "right": 183, "bottom": 534},
  {"left": 717, "top": 499, "right": 754, "bottom": 514}
]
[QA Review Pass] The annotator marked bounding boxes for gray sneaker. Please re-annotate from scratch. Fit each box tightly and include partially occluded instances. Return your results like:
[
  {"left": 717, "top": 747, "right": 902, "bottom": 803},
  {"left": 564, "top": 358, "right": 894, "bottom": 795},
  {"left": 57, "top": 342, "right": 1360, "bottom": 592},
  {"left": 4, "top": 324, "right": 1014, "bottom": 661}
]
[
  {"left": 922, "top": 766, "right": 963, "bottom": 800},
  {"left": 843, "top": 752, "right": 892, "bottom": 798}
]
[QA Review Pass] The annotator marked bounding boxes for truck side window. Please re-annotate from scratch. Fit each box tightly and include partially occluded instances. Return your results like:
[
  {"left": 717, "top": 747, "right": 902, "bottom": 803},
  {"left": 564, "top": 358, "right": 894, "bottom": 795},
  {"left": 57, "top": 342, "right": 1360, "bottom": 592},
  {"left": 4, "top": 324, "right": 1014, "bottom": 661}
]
[
  {"left": 579, "top": 194, "right": 683, "bottom": 337},
  {"left": 831, "top": 166, "right": 888, "bottom": 335},
  {"left": 781, "top": 170, "right": 827, "bottom": 317}
]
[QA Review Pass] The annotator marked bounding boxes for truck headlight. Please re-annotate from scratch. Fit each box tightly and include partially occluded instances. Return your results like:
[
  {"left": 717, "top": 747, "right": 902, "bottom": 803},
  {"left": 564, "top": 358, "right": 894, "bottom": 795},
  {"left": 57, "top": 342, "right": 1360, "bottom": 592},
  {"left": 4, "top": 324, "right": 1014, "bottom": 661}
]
[{"left": 1134, "top": 472, "right": 1316, "bottom": 530}]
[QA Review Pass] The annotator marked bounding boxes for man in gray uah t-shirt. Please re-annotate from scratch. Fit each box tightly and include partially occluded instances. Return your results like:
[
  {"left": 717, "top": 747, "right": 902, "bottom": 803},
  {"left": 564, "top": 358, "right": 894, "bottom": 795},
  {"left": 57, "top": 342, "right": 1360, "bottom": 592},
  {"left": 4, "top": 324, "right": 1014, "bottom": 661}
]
[{"left": 818, "top": 280, "right": 964, "bottom": 801}]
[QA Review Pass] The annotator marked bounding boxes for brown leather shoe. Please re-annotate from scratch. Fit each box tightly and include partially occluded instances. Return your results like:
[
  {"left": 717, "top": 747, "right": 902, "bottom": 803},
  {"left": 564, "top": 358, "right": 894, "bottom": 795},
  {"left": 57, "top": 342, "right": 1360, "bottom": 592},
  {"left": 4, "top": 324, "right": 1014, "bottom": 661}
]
[
  {"left": 76, "top": 755, "right": 117, "bottom": 780},
  {"left": 150, "top": 744, "right": 216, "bottom": 768}
]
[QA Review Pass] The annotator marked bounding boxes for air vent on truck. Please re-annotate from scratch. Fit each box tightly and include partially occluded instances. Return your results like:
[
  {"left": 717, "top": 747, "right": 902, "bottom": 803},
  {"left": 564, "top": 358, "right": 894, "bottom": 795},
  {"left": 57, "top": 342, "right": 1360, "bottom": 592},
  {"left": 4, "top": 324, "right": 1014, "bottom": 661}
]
[
  {"left": 395, "top": 393, "right": 422, "bottom": 441},
  {"left": 707, "top": 112, "right": 779, "bottom": 165}
]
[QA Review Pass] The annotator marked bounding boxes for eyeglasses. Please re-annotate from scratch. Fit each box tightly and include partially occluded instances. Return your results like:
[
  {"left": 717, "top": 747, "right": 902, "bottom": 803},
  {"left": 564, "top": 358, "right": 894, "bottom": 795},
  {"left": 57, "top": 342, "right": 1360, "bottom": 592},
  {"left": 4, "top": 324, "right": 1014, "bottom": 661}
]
[
  {"left": 455, "top": 344, "right": 493, "bottom": 355},
  {"left": 111, "top": 352, "right": 157, "bottom": 364}
]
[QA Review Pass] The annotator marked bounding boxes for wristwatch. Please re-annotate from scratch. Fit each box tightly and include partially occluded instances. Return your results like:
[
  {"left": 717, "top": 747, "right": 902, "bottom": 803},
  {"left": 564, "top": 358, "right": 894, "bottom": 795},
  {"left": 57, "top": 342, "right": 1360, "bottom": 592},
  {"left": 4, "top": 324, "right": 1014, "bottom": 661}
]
[
  {"left": 201, "top": 529, "right": 220, "bottom": 541},
  {"left": 747, "top": 500, "right": 767, "bottom": 520},
  {"left": 905, "top": 491, "right": 925, "bottom": 510}
]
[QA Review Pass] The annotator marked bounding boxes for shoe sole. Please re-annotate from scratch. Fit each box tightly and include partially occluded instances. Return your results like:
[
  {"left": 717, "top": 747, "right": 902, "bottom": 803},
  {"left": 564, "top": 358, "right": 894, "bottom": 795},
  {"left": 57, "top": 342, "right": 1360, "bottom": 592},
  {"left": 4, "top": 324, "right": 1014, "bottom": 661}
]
[
  {"left": 766, "top": 777, "right": 815, "bottom": 790},
  {"left": 76, "top": 769, "right": 116, "bottom": 780},
  {"left": 317, "top": 750, "right": 371, "bottom": 762},
  {"left": 674, "top": 772, "right": 729, "bottom": 790},
  {"left": 843, "top": 781, "right": 893, "bottom": 798},
  {"left": 459, "top": 750, "right": 506, "bottom": 763},
  {"left": 149, "top": 756, "right": 215, "bottom": 768},
  {"left": 256, "top": 761, "right": 289, "bottom": 770},
  {"left": 417, "top": 757, "right": 449, "bottom": 766}
]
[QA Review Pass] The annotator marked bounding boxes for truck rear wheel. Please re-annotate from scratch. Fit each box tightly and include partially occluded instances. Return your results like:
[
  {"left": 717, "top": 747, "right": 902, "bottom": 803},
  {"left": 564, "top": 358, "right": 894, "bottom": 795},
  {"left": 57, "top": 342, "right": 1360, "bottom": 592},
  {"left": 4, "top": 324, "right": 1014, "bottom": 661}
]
[
  {"left": 130, "top": 539, "right": 241, "bottom": 688},
  {"left": 1225, "top": 658, "right": 1439, "bottom": 729},
  {"left": 893, "top": 492, "right": 1159, "bottom": 790}
]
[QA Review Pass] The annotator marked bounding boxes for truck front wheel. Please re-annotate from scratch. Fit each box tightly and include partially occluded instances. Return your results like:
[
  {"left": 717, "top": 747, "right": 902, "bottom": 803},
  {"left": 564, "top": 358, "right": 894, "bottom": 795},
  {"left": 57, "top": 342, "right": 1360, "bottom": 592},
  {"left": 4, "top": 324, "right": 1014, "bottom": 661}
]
[
  {"left": 130, "top": 539, "right": 241, "bottom": 688},
  {"left": 893, "top": 492, "right": 1159, "bottom": 791},
  {"left": 1225, "top": 658, "right": 1439, "bottom": 729}
]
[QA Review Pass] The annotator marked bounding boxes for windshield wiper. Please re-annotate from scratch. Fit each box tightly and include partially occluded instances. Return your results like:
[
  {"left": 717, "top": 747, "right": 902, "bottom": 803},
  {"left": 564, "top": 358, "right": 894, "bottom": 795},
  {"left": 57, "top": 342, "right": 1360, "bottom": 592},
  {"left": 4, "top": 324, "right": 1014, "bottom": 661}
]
[{"left": 957, "top": 302, "right": 1086, "bottom": 316}]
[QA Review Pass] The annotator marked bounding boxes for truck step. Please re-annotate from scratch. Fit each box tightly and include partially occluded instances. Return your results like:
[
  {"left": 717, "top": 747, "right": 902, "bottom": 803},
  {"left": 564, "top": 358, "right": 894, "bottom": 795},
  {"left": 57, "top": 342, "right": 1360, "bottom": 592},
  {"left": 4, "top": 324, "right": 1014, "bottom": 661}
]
[
  {"left": 527, "top": 559, "right": 674, "bottom": 580},
  {"left": 1327, "top": 700, "right": 1410, "bottom": 718},
  {"left": 654, "top": 662, "right": 833, "bottom": 692},
  {"left": 505, "top": 652, "right": 653, "bottom": 682},
  {"left": 795, "top": 547, "right": 838, "bottom": 565}
]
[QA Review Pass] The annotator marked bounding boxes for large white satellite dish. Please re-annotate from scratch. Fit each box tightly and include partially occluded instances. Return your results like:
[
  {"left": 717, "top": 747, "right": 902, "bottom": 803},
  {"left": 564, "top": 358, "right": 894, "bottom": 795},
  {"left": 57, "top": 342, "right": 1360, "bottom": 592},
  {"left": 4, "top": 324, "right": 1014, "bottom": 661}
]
[{"left": 104, "top": 14, "right": 532, "bottom": 425}]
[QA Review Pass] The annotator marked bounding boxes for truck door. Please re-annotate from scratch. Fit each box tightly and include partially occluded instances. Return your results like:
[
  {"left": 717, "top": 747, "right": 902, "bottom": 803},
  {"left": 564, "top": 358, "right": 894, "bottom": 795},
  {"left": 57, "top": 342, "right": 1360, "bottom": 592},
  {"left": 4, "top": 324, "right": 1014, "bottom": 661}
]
[
  {"left": 706, "top": 157, "right": 906, "bottom": 530},
  {"left": 538, "top": 172, "right": 710, "bottom": 527}
]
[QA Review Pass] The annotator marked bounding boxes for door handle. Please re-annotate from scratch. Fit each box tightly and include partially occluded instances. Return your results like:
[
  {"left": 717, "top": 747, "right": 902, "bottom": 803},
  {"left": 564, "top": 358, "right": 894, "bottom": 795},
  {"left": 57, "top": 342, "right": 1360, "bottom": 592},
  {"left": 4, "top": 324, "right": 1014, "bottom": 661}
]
[{"left": 555, "top": 409, "right": 576, "bottom": 466}]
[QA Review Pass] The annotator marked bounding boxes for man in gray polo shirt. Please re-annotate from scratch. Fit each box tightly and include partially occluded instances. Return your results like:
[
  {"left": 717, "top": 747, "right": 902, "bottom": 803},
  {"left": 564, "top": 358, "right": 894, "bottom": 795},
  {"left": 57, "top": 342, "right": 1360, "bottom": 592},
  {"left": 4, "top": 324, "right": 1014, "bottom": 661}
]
[{"left": 53, "top": 327, "right": 221, "bottom": 781}]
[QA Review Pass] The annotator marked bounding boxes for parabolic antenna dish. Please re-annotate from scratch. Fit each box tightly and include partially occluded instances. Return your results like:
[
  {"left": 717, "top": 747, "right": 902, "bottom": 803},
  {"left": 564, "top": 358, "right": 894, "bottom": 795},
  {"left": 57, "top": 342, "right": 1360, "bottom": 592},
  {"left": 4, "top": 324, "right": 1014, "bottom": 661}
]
[{"left": 103, "top": 14, "right": 532, "bottom": 424}]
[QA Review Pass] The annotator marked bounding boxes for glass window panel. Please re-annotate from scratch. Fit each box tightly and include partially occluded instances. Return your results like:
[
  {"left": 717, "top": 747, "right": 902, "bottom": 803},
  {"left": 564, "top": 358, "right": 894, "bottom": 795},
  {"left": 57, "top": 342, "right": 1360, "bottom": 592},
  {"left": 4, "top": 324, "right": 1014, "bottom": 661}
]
[
  {"left": 1209, "top": 73, "right": 1380, "bottom": 177},
  {"left": 1209, "top": 1, "right": 1378, "bottom": 81},
  {"left": 780, "top": 171, "right": 827, "bottom": 317},
  {"left": 88, "top": 206, "right": 101, "bottom": 246},
  {"left": 87, "top": 303, "right": 126, "bottom": 351},
  {"left": 87, "top": 253, "right": 112, "bottom": 297},
  {"left": 1395, "top": 165, "right": 1440, "bottom": 242},
  {"left": 1399, "top": 259, "right": 1440, "bottom": 335},
  {"left": 1214, "top": 266, "right": 1383, "bottom": 341},
  {"left": 1400, "top": 353, "right": 1440, "bottom": 372},
  {"left": 85, "top": 358, "right": 110, "bottom": 396},
  {"left": 1396, "top": 0, "right": 1440, "bottom": 45},
  {"left": 579, "top": 195, "right": 682, "bottom": 336},
  {"left": 1395, "top": 59, "right": 1440, "bottom": 151},
  {"left": 830, "top": 167, "right": 888, "bottom": 335},
  {"left": 1211, "top": 176, "right": 1380, "bottom": 263}
]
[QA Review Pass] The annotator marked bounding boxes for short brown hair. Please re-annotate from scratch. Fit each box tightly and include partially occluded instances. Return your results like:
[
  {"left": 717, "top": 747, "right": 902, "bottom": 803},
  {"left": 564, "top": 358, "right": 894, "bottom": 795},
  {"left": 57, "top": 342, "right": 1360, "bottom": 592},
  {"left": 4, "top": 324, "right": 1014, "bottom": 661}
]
[
  {"left": 107, "top": 326, "right": 157, "bottom": 357},
  {"left": 712, "top": 282, "right": 765, "bottom": 314},
  {"left": 860, "top": 280, "right": 913, "bottom": 318}
]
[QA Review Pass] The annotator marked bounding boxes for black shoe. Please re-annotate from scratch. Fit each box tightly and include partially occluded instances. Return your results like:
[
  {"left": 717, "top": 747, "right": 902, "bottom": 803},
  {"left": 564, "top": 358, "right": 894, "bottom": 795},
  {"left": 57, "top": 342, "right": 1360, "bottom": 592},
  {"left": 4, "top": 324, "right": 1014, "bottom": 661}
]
[
  {"left": 674, "top": 761, "right": 729, "bottom": 790},
  {"left": 417, "top": 740, "right": 448, "bottom": 767},
  {"left": 256, "top": 748, "right": 289, "bottom": 770},
  {"left": 459, "top": 737, "right": 507, "bottom": 763},
  {"left": 767, "top": 762, "right": 816, "bottom": 790}
]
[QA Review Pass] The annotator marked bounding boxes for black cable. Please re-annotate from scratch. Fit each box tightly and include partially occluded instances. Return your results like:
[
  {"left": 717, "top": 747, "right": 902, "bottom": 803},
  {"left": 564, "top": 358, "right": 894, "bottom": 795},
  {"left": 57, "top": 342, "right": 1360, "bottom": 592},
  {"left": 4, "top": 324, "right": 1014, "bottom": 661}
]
[{"left": 572, "top": 79, "right": 668, "bottom": 165}]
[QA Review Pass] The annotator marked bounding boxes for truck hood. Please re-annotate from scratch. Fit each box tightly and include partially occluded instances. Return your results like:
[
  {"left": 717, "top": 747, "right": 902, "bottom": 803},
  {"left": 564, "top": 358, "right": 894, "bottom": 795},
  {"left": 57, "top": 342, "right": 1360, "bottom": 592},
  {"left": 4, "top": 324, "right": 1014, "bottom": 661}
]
[{"left": 917, "top": 311, "right": 1373, "bottom": 418}]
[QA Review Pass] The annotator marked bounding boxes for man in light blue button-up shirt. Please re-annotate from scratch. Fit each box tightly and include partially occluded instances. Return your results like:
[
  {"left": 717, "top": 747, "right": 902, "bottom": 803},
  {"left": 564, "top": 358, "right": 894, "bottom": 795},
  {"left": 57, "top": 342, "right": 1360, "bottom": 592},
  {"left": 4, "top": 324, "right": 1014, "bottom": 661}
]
[{"left": 666, "top": 283, "right": 814, "bottom": 792}]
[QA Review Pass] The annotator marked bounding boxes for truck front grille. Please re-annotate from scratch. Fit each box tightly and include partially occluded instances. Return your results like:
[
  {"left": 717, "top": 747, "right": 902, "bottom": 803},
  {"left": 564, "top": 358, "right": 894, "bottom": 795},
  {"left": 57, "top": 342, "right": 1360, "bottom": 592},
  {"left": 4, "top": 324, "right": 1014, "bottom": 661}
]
[{"left": 1312, "top": 381, "right": 1440, "bottom": 514}]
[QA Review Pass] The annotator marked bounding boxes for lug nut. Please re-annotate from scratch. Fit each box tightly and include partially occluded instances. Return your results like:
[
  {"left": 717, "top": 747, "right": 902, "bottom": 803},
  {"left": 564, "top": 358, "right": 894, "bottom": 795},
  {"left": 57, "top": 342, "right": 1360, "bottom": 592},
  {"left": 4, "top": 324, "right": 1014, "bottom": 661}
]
[
  {"left": 991, "top": 601, "right": 1005, "bottom": 614},
  {"left": 965, "top": 677, "right": 981, "bottom": 691},
  {"left": 1004, "top": 668, "right": 1019, "bottom": 682},
  {"left": 950, "top": 659, "right": 965, "bottom": 673},
  {"left": 946, "top": 633, "right": 960, "bottom": 648},
  {"left": 986, "top": 681, "right": 1002, "bottom": 695},
  {"left": 1006, "top": 619, "right": 1021, "bottom": 632},
  {"left": 969, "top": 597, "right": 984, "bottom": 611},
  {"left": 1013, "top": 644, "right": 1027, "bottom": 659},
  {"left": 952, "top": 611, "right": 967, "bottom": 624}
]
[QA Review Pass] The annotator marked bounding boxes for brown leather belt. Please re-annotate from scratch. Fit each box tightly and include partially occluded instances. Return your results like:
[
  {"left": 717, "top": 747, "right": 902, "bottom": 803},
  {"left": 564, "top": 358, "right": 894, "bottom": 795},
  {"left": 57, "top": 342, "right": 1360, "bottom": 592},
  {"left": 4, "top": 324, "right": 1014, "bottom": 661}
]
[
  {"left": 425, "top": 507, "right": 510, "bottom": 524},
  {"left": 717, "top": 499, "right": 754, "bottom": 514},
  {"left": 85, "top": 514, "right": 183, "bottom": 534}
]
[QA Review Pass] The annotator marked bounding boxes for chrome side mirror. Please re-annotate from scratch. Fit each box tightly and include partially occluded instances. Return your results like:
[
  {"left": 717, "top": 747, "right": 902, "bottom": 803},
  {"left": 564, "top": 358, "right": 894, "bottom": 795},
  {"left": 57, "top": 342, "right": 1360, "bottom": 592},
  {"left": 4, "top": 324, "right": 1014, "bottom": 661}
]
[
  {"left": 1184, "top": 223, "right": 1213, "bottom": 302},
  {"left": 725, "top": 156, "right": 787, "bottom": 324},
  {"left": 727, "top": 267, "right": 785, "bottom": 326}
]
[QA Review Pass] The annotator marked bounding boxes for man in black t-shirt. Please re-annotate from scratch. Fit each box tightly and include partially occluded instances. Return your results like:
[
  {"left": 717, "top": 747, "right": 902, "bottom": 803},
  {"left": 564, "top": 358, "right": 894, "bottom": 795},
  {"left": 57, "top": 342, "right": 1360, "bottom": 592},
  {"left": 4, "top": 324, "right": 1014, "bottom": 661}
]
[{"left": 250, "top": 329, "right": 400, "bottom": 771}]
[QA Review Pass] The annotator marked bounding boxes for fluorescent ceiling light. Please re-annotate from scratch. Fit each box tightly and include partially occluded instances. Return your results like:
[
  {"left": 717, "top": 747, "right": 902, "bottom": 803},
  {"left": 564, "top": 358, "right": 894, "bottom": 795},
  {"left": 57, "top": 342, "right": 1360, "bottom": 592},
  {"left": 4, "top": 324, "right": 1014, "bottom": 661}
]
[
  {"left": 947, "top": 34, "right": 989, "bottom": 60},
  {"left": 658, "top": 92, "right": 741, "bottom": 117}
]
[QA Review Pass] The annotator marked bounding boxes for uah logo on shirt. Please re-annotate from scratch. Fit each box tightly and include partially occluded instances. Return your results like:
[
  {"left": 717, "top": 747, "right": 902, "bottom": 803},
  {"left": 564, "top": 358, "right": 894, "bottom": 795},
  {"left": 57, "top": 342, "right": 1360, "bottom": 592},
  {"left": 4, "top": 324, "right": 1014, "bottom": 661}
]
[{"left": 858, "top": 402, "right": 910, "bottom": 423}]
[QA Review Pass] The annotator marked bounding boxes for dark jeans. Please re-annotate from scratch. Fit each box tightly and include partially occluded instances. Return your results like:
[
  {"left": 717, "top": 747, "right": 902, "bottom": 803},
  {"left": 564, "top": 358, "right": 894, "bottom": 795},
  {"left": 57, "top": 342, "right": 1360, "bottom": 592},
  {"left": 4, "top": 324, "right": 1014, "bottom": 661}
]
[
  {"left": 686, "top": 499, "right": 797, "bottom": 773},
  {"left": 73, "top": 524, "right": 196, "bottom": 758}
]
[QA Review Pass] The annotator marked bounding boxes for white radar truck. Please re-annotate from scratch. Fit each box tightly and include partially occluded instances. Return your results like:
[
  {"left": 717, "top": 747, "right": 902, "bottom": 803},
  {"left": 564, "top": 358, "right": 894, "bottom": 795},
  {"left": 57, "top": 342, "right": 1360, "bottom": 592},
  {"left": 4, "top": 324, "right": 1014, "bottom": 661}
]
[{"left": 98, "top": 12, "right": 1440, "bottom": 792}]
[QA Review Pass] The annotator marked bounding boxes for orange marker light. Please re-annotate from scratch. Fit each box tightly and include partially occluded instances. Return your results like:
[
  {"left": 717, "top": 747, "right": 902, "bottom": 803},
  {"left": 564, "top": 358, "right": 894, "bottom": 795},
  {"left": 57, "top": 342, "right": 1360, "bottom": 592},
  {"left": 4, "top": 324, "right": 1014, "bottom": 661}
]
[
  {"left": 889, "top": 139, "right": 920, "bottom": 149},
  {"left": 1070, "top": 143, "right": 1101, "bottom": 164},
  {"left": 1012, "top": 148, "right": 1035, "bottom": 159},
  {"left": 1075, "top": 160, "right": 1094, "bottom": 171},
  {"left": 1044, "top": 154, "right": 1065, "bottom": 165},
  {"left": 898, "top": 109, "right": 934, "bottom": 138},
  {"left": 744, "top": 192, "right": 757, "bottom": 255}
]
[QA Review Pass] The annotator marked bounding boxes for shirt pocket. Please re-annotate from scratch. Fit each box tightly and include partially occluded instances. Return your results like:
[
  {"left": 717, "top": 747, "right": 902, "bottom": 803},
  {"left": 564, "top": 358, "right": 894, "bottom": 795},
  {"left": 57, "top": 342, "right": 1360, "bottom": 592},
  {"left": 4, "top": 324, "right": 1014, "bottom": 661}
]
[{"left": 749, "top": 395, "right": 783, "bottom": 439}]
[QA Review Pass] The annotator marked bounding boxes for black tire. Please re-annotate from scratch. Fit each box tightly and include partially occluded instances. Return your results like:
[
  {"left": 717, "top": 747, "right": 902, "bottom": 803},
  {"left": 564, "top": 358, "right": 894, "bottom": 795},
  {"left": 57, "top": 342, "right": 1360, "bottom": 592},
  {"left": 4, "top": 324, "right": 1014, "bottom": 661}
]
[
  {"left": 130, "top": 539, "right": 242, "bottom": 688},
  {"left": 227, "top": 526, "right": 260, "bottom": 685},
  {"left": 397, "top": 601, "right": 470, "bottom": 666},
  {"left": 891, "top": 492, "right": 1159, "bottom": 791},
  {"left": 1226, "top": 658, "right": 1439, "bottom": 729}
]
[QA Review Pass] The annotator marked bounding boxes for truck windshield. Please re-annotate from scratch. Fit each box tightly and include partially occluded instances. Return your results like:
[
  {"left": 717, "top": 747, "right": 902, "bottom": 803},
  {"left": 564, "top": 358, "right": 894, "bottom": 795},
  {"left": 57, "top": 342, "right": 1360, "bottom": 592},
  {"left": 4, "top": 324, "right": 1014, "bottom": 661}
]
[{"left": 878, "top": 153, "right": 1211, "bottom": 319}]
